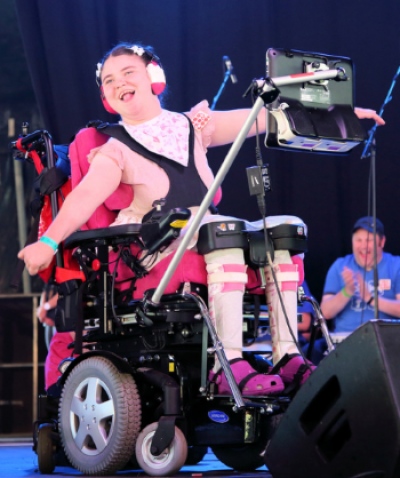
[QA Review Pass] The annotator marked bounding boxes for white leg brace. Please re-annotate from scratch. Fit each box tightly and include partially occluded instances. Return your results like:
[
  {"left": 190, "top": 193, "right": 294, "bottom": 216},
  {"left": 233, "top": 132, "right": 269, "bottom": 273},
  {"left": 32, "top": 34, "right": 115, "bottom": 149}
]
[
  {"left": 204, "top": 248, "right": 248, "bottom": 372},
  {"left": 265, "top": 250, "right": 300, "bottom": 364}
]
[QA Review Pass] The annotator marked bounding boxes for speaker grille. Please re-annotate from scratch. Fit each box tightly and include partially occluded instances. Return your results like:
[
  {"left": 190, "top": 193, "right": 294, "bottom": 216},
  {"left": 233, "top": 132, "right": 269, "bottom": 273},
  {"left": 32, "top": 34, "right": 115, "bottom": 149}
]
[{"left": 300, "top": 375, "right": 341, "bottom": 435}]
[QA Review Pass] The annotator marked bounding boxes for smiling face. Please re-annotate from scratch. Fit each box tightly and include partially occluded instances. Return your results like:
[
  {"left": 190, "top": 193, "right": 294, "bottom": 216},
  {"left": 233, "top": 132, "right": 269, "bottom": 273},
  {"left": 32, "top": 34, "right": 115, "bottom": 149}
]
[
  {"left": 101, "top": 54, "right": 162, "bottom": 124},
  {"left": 352, "top": 228, "right": 386, "bottom": 270}
]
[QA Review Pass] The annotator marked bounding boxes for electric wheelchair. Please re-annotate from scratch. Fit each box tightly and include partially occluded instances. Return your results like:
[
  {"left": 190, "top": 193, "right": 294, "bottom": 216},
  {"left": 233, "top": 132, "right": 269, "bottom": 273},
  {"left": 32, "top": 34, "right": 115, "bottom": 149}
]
[{"left": 12, "top": 126, "right": 311, "bottom": 476}]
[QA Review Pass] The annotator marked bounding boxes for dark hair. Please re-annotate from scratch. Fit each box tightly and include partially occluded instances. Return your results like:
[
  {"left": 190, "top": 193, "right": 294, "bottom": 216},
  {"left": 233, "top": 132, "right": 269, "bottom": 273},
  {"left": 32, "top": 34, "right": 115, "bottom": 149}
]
[
  {"left": 97, "top": 42, "right": 168, "bottom": 104},
  {"left": 100, "top": 42, "right": 157, "bottom": 69}
]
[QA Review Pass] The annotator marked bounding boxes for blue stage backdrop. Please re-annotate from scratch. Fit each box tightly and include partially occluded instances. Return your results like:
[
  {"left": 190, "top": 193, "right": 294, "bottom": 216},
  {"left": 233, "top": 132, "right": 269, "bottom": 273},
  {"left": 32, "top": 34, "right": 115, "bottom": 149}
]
[{"left": 14, "top": 0, "right": 400, "bottom": 299}]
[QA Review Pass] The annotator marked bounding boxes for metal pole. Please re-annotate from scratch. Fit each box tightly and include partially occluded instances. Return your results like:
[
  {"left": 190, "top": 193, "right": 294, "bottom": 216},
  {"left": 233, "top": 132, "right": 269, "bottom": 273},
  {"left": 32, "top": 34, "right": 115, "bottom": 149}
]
[
  {"left": 151, "top": 94, "right": 267, "bottom": 305},
  {"left": 150, "top": 69, "right": 340, "bottom": 304},
  {"left": 32, "top": 296, "right": 38, "bottom": 423},
  {"left": 371, "top": 141, "right": 379, "bottom": 319},
  {"left": 211, "top": 71, "right": 231, "bottom": 111},
  {"left": 10, "top": 118, "right": 31, "bottom": 293}
]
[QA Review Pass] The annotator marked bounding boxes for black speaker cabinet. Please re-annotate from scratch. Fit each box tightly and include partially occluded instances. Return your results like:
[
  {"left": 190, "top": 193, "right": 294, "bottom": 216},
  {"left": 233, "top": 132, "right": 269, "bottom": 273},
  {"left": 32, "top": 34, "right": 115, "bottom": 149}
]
[{"left": 265, "top": 320, "right": 400, "bottom": 478}]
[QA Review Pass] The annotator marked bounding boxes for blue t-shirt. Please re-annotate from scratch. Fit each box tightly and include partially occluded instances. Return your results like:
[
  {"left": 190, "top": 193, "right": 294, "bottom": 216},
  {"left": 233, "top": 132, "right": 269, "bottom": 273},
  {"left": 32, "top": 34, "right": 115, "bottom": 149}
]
[{"left": 323, "top": 252, "right": 400, "bottom": 332}]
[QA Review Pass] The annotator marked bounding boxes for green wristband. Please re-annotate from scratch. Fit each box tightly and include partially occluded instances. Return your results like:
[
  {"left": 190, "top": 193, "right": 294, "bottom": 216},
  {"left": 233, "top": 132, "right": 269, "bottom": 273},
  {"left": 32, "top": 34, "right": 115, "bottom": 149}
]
[
  {"left": 40, "top": 236, "right": 58, "bottom": 253},
  {"left": 342, "top": 287, "right": 353, "bottom": 299}
]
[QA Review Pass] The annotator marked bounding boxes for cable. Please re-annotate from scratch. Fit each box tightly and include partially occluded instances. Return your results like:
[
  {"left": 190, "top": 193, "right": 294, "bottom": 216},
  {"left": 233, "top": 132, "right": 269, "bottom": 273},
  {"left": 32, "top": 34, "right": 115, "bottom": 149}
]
[
  {"left": 360, "top": 160, "right": 372, "bottom": 325},
  {"left": 110, "top": 247, "right": 123, "bottom": 325},
  {"left": 251, "top": 91, "right": 312, "bottom": 373}
]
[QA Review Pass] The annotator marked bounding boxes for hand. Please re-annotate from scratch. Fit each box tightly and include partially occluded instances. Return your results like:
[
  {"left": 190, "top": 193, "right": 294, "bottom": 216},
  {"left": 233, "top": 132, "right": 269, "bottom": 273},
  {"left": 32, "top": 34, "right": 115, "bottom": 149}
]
[
  {"left": 354, "top": 107, "right": 385, "bottom": 126},
  {"left": 36, "top": 305, "right": 55, "bottom": 327},
  {"left": 18, "top": 241, "right": 54, "bottom": 276},
  {"left": 341, "top": 266, "right": 356, "bottom": 297},
  {"left": 355, "top": 272, "right": 373, "bottom": 303}
]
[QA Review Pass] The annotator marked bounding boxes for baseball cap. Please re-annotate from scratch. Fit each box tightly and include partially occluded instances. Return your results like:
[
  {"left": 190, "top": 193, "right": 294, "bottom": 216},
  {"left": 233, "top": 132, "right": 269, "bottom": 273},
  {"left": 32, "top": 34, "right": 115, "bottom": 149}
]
[{"left": 352, "top": 216, "right": 385, "bottom": 236}]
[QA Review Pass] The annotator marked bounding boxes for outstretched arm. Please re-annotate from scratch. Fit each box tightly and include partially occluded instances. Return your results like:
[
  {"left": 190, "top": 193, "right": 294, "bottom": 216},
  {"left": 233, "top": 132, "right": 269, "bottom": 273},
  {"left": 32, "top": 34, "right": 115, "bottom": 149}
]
[
  {"left": 209, "top": 108, "right": 267, "bottom": 147},
  {"left": 209, "top": 106, "right": 384, "bottom": 148},
  {"left": 18, "top": 155, "right": 122, "bottom": 275}
]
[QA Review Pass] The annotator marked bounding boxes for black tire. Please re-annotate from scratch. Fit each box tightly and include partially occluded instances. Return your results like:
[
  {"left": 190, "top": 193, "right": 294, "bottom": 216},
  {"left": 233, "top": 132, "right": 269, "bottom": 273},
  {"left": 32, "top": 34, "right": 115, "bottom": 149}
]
[
  {"left": 58, "top": 356, "right": 141, "bottom": 475},
  {"left": 37, "top": 423, "right": 56, "bottom": 474},
  {"left": 212, "top": 413, "right": 283, "bottom": 471},
  {"left": 136, "top": 422, "right": 188, "bottom": 476},
  {"left": 185, "top": 446, "right": 208, "bottom": 465}
]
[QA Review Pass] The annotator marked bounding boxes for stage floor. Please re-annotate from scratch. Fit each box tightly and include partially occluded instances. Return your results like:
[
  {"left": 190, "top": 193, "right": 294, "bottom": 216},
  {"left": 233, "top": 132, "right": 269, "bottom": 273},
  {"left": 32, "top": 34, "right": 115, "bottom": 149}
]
[{"left": 0, "top": 442, "right": 273, "bottom": 478}]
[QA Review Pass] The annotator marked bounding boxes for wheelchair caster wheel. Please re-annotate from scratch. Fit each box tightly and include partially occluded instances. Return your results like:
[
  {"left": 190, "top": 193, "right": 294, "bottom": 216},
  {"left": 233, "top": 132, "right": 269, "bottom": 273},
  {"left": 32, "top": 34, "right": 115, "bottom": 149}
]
[
  {"left": 135, "top": 422, "right": 188, "bottom": 476},
  {"left": 37, "top": 424, "right": 56, "bottom": 474}
]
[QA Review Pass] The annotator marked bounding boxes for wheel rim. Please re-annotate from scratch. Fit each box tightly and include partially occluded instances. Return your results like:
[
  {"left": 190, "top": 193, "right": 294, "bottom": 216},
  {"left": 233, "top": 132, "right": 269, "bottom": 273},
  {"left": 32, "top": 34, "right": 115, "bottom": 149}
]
[
  {"left": 69, "top": 376, "right": 115, "bottom": 456},
  {"left": 141, "top": 430, "right": 175, "bottom": 469}
]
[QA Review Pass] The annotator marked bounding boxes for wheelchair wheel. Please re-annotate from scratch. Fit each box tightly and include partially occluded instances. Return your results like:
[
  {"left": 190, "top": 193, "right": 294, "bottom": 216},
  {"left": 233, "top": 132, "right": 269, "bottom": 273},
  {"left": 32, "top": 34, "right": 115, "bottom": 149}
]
[
  {"left": 37, "top": 423, "right": 56, "bottom": 474},
  {"left": 58, "top": 356, "right": 141, "bottom": 475},
  {"left": 211, "top": 413, "right": 283, "bottom": 471},
  {"left": 185, "top": 445, "right": 208, "bottom": 465},
  {"left": 135, "top": 422, "right": 188, "bottom": 476}
]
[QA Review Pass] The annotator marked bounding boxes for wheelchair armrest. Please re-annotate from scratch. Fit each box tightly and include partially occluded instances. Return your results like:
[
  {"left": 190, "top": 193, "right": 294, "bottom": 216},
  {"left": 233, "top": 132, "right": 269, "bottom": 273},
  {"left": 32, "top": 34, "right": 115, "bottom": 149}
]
[{"left": 64, "top": 223, "right": 142, "bottom": 249}]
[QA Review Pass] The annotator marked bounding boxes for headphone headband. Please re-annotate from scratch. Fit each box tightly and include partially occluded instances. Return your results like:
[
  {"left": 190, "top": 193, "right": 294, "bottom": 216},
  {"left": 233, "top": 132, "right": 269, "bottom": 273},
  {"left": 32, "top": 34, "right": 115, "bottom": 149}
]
[{"left": 96, "top": 45, "right": 161, "bottom": 86}]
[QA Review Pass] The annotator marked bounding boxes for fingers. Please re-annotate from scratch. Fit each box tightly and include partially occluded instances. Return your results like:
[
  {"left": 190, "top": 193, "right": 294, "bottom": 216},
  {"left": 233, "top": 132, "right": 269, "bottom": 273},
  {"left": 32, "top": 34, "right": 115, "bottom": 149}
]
[
  {"left": 354, "top": 107, "right": 386, "bottom": 126},
  {"left": 355, "top": 272, "right": 364, "bottom": 290},
  {"left": 25, "top": 262, "right": 42, "bottom": 276},
  {"left": 37, "top": 306, "right": 47, "bottom": 322},
  {"left": 368, "top": 110, "right": 385, "bottom": 126},
  {"left": 18, "top": 242, "right": 54, "bottom": 276},
  {"left": 342, "top": 267, "right": 354, "bottom": 282},
  {"left": 342, "top": 267, "right": 356, "bottom": 295},
  {"left": 354, "top": 272, "right": 373, "bottom": 301}
]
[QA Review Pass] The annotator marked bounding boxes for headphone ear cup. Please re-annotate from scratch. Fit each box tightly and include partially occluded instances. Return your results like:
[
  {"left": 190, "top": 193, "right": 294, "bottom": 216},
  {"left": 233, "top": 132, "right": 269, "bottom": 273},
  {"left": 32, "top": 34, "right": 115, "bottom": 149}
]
[
  {"left": 100, "top": 86, "right": 119, "bottom": 115},
  {"left": 147, "top": 61, "right": 166, "bottom": 95}
]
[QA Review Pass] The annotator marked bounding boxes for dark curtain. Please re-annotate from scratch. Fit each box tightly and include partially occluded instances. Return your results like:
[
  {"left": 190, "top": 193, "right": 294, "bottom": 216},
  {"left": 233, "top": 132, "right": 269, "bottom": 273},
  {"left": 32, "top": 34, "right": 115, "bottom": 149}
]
[{"left": 14, "top": 0, "right": 400, "bottom": 299}]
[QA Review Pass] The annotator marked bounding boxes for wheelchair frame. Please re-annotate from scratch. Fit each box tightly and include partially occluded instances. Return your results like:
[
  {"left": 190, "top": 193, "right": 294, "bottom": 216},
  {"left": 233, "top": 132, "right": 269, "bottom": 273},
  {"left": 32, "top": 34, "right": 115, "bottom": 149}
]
[{"left": 14, "top": 66, "right": 344, "bottom": 476}]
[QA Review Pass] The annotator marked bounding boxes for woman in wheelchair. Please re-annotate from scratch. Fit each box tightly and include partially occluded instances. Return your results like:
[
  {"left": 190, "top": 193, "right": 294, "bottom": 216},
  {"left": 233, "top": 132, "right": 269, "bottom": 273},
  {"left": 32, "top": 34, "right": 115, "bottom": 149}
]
[{"left": 19, "top": 42, "right": 383, "bottom": 397}]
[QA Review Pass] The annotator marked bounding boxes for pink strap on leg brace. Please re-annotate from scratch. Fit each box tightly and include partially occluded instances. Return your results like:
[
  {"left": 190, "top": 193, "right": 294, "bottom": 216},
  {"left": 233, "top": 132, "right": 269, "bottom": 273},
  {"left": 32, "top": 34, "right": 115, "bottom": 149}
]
[
  {"left": 208, "top": 263, "right": 247, "bottom": 292},
  {"left": 277, "top": 263, "right": 299, "bottom": 291},
  {"left": 205, "top": 250, "right": 248, "bottom": 368},
  {"left": 291, "top": 255, "right": 304, "bottom": 285}
]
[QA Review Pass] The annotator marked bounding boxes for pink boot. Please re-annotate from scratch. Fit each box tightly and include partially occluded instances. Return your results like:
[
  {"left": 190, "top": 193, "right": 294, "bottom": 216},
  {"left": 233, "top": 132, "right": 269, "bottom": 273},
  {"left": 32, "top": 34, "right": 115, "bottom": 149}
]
[
  {"left": 271, "top": 353, "right": 316, "bottom": 386},
  {"left": 209, "top": 358, "right": 285, "bottom": 396}
]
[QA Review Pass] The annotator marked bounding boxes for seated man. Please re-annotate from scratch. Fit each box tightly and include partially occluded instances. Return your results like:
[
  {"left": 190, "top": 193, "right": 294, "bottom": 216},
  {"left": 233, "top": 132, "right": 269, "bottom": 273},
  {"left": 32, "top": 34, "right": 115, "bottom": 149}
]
[{"left": 307, "top": 216, "right": 400, "bottom": 364}]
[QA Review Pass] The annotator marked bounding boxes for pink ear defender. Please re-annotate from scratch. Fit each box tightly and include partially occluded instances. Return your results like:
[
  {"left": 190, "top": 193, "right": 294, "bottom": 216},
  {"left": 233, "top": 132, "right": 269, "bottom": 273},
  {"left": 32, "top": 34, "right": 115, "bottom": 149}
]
[
  {"left": 146, "top": 60, "right": 166, "bottom": 95},
  {"left": 96, "top": 46, "right": 166, "bottom": 114}
]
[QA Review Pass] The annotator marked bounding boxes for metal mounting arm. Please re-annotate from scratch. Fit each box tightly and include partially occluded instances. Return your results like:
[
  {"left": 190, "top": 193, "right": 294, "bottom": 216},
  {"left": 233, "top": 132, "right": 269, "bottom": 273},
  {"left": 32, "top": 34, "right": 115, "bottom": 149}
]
[{"left": 150, "top": 68, "right": 342, "bottom": 305}]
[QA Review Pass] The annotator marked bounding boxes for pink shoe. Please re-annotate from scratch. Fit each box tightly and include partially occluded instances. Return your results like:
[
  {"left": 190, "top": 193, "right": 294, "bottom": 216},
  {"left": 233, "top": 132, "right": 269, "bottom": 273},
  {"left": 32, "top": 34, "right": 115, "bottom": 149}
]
[
  {"left": 209, "top": 358, "right": 285, "bottom": 396},
  {"left": 272, "top": 353, "right": 316, "bottom": 386}
]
